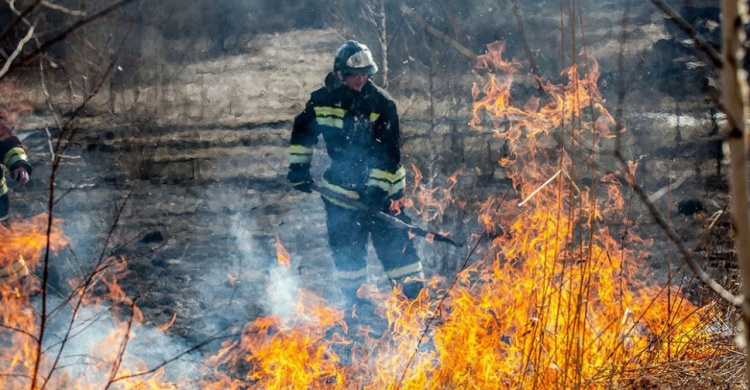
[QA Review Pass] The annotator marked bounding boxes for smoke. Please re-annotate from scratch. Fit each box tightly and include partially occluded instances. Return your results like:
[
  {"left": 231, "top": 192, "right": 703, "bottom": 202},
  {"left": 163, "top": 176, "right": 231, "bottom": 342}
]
[
  {"left": 37, "top": 295, "right": 203, "bottom": 387},
  {"left": 264, "top": 263, "right": 300, "bottom": 318},
  {"left": 229, "top": 212, "right": 301, "bottom": 318}
]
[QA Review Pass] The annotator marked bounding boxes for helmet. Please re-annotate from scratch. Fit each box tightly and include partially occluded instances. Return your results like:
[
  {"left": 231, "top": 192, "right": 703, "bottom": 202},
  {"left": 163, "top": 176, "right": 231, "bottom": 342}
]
[{"left": 333, "top": 40, "right": 378, "bottom": 78}]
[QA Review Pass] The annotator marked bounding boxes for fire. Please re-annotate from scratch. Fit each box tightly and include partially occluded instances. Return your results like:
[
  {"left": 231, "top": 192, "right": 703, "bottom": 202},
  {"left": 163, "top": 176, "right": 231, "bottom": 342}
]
[
  {"left": 0, "top": 215, "right": 180, "bottom": 389},
  {"left": 434, "top": 40, "right": 714, "bottom": 387},
  {"left": 410, "top": 164, "right": 461, "bottom": 222},
  {"left": 196, "top": 40, "right": 717, "bottom": 389},
  {"left": 1, "top": 39, "right": 721, "bottom": 389},
  {"left": 205, "top": 290, "right": 351, "bottom": 389},
  {"left": 275, "top": 236, "right": 292, "bottom": 268}
]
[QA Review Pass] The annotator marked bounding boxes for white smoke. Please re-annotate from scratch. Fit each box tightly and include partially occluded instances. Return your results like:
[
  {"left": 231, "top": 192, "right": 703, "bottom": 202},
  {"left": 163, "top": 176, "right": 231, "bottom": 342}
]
[{"left": 36, "top": 295, "right": 203, "bottom": 387}]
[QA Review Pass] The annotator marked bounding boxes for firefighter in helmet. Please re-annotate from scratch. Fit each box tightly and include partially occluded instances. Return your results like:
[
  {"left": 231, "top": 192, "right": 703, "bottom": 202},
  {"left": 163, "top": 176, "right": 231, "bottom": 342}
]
[
  {"left": 0, "top": 107, "right": 31, "bottom": 228},
  {"left": 287, "top": 40, "right": 424, "bottom": 306}
]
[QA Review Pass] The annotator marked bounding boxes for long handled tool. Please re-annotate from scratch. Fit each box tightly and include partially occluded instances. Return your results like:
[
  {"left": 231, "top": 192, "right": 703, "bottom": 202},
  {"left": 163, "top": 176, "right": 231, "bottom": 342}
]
[{"left": 309, "top": 183, "right": 464, "bottom": 248}]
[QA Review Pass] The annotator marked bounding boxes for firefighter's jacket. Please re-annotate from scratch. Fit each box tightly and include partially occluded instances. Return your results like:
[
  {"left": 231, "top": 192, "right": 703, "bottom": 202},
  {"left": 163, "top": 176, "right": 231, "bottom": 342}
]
[
  {"left": 0, "top": 135, "right": 31, "bottom": 198},
  {"left": 289, "top": 73, "right": 406, "bottom": 209}
]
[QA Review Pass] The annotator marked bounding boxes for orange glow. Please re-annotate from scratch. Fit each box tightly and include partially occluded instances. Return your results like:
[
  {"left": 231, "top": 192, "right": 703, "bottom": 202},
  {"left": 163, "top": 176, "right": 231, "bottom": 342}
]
[
  {"left": 223, "top": 41, "right": 713, "bottom": 388},
  {"left": 157, "top": 313, "right": 178, "bottom": 332},
  {"left": 196, "top": 41, "right": 716, "bottom": 389},
  {"left": 0, "top": 215, "right": 179, "bottom": 389},
  {"left": 2, "top": 39, "right": 719, "bottom": 389},
  {"left": 204, "top": 290, "right": 351, "bottom": 389},
  {"left": 275, "top": 236, "right": 292, "bottom": 268},
  {"left": 409, "top": 164, "right": 461, "bottom": 223}
]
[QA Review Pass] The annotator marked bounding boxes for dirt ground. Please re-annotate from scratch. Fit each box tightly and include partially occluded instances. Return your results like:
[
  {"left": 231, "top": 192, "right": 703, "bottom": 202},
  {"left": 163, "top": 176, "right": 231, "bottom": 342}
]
[{"left": 5, "top": 3, "right": 738, "bottom": 383}]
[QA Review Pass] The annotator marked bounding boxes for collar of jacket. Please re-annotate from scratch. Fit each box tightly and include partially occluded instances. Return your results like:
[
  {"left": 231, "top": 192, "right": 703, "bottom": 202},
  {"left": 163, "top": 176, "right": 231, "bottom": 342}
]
[{"left": 324, "top": 72, "right": 374, "bottom": 95}]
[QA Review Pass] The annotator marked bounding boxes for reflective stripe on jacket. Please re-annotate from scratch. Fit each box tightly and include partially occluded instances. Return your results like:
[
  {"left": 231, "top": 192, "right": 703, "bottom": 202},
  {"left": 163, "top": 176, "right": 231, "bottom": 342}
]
[
  {"left": 0, "top": 136, "right": 31, "bottom": 195},
  {"left": 289, "top": 73, "right": 406, "bottom": 208}
]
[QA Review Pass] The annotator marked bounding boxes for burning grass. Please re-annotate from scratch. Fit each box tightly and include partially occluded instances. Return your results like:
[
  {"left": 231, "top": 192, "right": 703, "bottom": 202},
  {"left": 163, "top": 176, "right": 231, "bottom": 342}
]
[
  {"left": 200, "top": 41, "right": 739, "bottom": 388},
  {"left": 1, "top": 40, "right": 743, "bottom": 389}
]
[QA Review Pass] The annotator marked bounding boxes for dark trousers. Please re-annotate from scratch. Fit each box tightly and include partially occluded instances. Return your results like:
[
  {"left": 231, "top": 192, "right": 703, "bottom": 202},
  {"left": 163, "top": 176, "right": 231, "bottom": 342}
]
[
  {"left": 0, "top": 193, "right": 9, "bottom": 221},
  {"left": 323, "top": 199, "right": 424, "bottom": 303}
]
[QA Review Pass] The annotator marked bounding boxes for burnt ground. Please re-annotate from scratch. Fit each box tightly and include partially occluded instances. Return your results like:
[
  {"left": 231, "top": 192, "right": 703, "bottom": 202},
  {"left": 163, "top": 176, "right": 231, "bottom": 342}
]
[{"left": 3, "top": 1, "right": 741, "bottom": 383}]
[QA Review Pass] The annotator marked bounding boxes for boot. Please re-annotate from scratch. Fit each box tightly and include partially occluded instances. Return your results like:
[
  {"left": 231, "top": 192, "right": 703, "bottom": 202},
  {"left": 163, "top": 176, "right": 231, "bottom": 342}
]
[{"left": 402, "top": 280, "right": 424, "bottom": 300}]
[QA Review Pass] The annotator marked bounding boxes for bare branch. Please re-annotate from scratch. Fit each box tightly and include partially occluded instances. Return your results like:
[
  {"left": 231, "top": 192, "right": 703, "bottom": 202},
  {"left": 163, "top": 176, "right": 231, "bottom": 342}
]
[
  {"left": 0, "top": 0, "right": 42, "bottom": 45},
  {"left": 720, "top": 0, "right": 750, "bottom": 382},
  {"left": 650, "top": 0, "right": 723, "bottom": 68},
  {"left": 398, "top": 3, "right": 478, "bottom": 63},
  {"left": 510, "top": 0, "right": 541, "bottom": 80},
  {"left": 40, "top": 0, "right": 86, "bottom": 17},
  {"left": 572, "top": 132, "right": 741, "bottom": 307},
  {"left": 615, "top": 149, "right": 742, "bottom": 307},
  {"left": 110, "top": 331, "right": 232, "bottom": 384},
  {"left": 0, "top": 24, "right": 35, "bottom": 78},
  {"left": 0, "top": 0, "right": 138, "bottom": 82}
]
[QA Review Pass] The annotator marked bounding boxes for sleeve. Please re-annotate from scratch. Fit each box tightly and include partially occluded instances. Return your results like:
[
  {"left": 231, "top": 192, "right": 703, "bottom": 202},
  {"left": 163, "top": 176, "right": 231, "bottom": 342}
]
[
  {"left": 365, "top": 99, "right": 406, "bottom": 201},
  {"left": 0, "top": 136, "right": 32, "bottom": 176},
  {"left": 287, "top": 99, "right": 318, "bottom": 184}
]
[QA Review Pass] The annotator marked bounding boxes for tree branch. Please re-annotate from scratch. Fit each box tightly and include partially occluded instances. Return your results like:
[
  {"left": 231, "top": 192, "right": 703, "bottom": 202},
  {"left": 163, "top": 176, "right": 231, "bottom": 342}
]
[
  {"left": 0, "top": 0, "right": 43, "bottom": 45},
  {"left": 0, "top": 24, "right": 35, "bottom": 78},
  {"left": 0, "top": 0, "right": 138, "bottom": 82},
  {"left": 720, "top": 0, "right": 750, "bottom": 383},
  {"left": 650, "top": 0, "right": 723, "bottom": 68},
  {"left": 398, "top": 3, "right": 477, "bottom": 63}
]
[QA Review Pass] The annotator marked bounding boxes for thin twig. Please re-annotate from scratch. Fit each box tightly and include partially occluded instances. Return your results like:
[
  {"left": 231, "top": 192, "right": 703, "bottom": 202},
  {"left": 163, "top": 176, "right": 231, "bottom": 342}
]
[
  {"left": 110, "top": 330, "right": 234, "bottom": 383},
  {"left": 0, "top": 0, "right": 42, "bottom": 45},
  {"left": 40, "top": 0, "right": 86, "bottom": 16},
  {"left": 398, "top": 3, "right": 478, "bottom": 63},
  {"left": 0, "top": 0, "right": 138, "bottom": 82},
  {"left": 397, "top": 190, "right": 510, "bottom": 387},
  {"left": 518, "top": 170, "right": 562, "bottom": 207},
  {"left": 0, "top": 24, "right": 35, "bottom": 78},
  {"left": 510, "top": 0, "right": 547, "bottom": 95},
  {"left": 650, "top": 0, "right": 723, "bottom": 68},
  {"left": 614, "top": 149, "right": 742, "bottom": 307}
]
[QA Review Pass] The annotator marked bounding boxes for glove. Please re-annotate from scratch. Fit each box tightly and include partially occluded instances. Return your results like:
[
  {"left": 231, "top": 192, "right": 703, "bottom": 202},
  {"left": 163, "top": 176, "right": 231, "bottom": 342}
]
[
  {"left": 10, "top": 167, "right": 29, "bottom": 186},
  {"left": 361, "top": 186, "right": 388, "bottom": 213},
  {"left": 287, "top": 168, "right": 313, "bottom": 193}
]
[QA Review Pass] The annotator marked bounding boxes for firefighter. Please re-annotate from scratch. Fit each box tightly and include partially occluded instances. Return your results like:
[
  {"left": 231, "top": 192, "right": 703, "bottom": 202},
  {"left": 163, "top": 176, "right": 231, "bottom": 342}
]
[
  {"left": 0, "top": 108, "right": 32, "bottom": 228},
  {"left": 287, "top": 40, "right": 424, "bottom": 306}
]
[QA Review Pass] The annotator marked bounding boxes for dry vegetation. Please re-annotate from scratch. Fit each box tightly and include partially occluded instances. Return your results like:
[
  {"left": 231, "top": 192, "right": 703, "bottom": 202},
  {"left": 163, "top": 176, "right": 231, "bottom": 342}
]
[{"left": 0, "top": 0, "right": 747, "bottom": 388}]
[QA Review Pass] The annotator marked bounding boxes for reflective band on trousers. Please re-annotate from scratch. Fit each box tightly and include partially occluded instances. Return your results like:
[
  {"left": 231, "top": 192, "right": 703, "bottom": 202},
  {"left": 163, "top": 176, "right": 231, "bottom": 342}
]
[
  {"left": 386, "top": 262, "right": 424, "bottom": 280},
  {"left": 366, "top": 177, "right": 405, "bottom": 196},
  {"left": 320, "top": 178, "right": 360, "bottom": 209},
  {"left": 289, "top": 144, "right": 313, "bottom": 164},
  {"left": 335, "top": 268, "right": 368, "bottom": 284},
  {"left": 369, "top": 165, "right": 406, "bottom": 183}
]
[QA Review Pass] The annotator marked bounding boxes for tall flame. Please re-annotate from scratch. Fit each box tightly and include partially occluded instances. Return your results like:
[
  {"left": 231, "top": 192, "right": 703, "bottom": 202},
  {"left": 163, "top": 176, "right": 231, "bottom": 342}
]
[
  {"left": 1, "top": 40, "right": 722, "bottom": 389},
  {"left": 198, "top": 41, "right": 717, "bottom": 389}
]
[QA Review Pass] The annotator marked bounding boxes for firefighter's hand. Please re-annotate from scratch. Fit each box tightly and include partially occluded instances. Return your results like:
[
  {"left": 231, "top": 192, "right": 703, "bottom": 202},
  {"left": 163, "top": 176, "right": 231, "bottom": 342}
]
[
  {"left": 362, "top": 187, "right": 388, "bottom": 213},
  {"left": 287, "top": 169, "right": 314, "bottom": 193},
  {"left": 11, "top": 167, "right": 29, "bottom": 186}
]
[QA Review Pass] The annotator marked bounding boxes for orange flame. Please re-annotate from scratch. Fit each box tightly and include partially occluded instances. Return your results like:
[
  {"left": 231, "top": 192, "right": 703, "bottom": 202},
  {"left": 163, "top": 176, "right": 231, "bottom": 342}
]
[
  {"left": 1, "top": 215, "right": 180, "bottom": 389},
  {"left": 275, "top": 236, "right": 291, "bottom": 268},
  {"left": 2, "top": 39, "right": 721, "bottom": 389},
  {"left": 194, "top": 40, "right": 716, "bottom": 389}
]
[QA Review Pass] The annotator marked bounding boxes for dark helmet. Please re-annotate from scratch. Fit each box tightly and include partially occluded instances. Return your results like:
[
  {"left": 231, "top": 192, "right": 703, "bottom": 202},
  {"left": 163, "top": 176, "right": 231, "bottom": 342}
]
[{"left": 333, "top": 40, "right": 378, "bottom": 78}]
